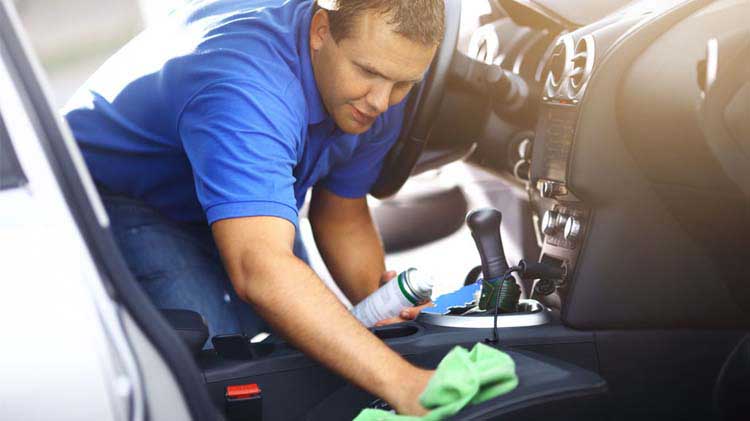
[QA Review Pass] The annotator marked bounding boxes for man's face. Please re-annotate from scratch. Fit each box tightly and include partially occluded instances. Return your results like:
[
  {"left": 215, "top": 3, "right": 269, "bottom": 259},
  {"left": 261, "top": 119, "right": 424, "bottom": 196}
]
[{"left": 310, "top": 10, "right": 438, "bottom": 134}]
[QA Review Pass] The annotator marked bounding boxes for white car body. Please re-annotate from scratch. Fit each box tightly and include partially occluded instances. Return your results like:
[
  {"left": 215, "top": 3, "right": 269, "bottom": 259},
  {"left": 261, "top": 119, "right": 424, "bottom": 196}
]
[{"left": 0, "top": 2, "right": 201, "bottom": 419}]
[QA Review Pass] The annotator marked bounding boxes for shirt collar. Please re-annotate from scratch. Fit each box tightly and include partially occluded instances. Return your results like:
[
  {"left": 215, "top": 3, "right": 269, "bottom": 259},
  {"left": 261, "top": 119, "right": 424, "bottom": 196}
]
[{"left": 298, "top": 3, "right": 328, "bottom": 125}]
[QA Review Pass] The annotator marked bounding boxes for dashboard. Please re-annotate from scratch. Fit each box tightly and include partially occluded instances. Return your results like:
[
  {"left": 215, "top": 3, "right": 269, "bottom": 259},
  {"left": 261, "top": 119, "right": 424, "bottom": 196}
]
[{"left": 422, "top": 0, "right": 750, "bottom": 329}]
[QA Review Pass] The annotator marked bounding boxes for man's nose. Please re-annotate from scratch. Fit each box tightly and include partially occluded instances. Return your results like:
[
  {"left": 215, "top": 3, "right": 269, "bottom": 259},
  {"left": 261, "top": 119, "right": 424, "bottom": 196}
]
[{"left": 366, "top": 82, "right": 392, "bottom": 115}]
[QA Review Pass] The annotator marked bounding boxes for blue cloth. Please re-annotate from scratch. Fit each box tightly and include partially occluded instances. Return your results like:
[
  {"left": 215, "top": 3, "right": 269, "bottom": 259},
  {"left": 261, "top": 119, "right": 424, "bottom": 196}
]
[
  {"left": 64, "top": 0, "right": 406, "bottom": 228},
  {"left": 102, "top": 192, "right": 310, "bottom": 345},
  {"left": 423, "top": 281, "right": 482, "bottom": 315}
]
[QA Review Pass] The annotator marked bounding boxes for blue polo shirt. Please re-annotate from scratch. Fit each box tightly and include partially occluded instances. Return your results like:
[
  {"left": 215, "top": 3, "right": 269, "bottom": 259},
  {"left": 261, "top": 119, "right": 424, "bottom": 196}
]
[{"left": 63, "top": 0, "right": 406, "bottom": 228}]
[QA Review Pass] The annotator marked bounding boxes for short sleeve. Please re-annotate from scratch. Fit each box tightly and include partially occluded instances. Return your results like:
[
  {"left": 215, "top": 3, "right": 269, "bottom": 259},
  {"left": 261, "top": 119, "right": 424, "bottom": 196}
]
[
  {"left": 319, "top": 101, "right": 407, "bottom": 198},
  {"left": 178, "top": 79, "right": 304, "bottom": 227}
]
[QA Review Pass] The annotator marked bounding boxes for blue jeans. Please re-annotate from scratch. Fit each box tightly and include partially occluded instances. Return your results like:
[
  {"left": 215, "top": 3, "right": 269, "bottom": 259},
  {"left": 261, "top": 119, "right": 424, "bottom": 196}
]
[{"left": 101, "top": 193, "right": 309, "bottom": 344}]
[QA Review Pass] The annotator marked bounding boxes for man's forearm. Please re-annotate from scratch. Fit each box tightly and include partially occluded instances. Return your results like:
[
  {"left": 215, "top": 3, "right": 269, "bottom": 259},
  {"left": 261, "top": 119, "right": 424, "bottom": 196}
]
[
  {"left": 310, "top": 188, "right": 385, "bottom": 304},
  {"left": 237, "top": 251, "right": 429, "bottom": 409}
]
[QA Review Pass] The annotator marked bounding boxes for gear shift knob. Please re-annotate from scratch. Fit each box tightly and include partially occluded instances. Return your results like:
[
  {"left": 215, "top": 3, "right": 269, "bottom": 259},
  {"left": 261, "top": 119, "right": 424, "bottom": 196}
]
[{"left": 466, "top": 208, "right": 510, "bottom": 281}]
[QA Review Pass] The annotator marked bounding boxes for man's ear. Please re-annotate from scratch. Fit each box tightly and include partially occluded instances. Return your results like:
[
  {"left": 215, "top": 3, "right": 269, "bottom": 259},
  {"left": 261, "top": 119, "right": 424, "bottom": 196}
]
[{"left": 309, "top": 9, "right": 331, "bottom": 52}]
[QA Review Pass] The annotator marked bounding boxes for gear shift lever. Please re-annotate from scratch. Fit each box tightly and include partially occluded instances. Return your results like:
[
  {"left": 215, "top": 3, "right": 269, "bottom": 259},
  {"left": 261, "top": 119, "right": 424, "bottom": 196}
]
[
  {"left": 467, "top": 208, "right": 522, "bottom": 344},
  {"left": 466, "top": 209, "right": 510, "bottom": 281},
  {"left": 466, "top": 209, "right": 520, "bottom": 312}
]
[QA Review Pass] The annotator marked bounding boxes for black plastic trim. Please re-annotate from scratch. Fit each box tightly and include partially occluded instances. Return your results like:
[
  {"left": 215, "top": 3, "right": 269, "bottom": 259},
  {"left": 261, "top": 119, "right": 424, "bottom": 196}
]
[
  {"left": 0, "top": 114, "right": 27, "bottom": 190},
  {"left": 0, "top": 3, "right": 219, "bottom": 420}
]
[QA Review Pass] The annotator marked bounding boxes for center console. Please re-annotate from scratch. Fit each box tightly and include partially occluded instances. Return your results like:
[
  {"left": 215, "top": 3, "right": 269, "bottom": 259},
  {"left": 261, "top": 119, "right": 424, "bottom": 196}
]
[
  {"left": 199, "top": 318, "right": 607, "bottom": 421},
  {"left": 527, "top": 33, "right": 596, "bottom": 303},
  {"left": 197, "top": 204, "right": 608, "bottom": 420}
]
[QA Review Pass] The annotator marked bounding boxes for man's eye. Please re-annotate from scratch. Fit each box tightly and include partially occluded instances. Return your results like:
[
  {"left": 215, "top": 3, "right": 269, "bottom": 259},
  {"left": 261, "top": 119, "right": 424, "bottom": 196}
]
[{"left": 360, "top": 67, "right": 378, "bottom": 77}]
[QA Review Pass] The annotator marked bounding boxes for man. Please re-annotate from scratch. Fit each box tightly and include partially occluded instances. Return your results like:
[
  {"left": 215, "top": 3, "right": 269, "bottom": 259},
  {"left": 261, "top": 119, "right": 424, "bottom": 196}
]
[{"left": 64, "top": 0, "right": 444, "bottom": 415}]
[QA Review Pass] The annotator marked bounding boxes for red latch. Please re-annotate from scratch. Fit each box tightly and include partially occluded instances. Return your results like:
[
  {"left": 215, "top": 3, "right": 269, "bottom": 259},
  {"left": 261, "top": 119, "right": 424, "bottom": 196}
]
[{"left": 226, "top": 384, "right": 261, "bottom": 400}]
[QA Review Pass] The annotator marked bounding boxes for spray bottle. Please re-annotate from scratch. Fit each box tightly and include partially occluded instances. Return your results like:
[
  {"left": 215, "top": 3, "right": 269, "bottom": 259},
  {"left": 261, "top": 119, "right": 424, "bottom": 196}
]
[{"left": 351, "top": 268, "right": 433, "bottom": 328}]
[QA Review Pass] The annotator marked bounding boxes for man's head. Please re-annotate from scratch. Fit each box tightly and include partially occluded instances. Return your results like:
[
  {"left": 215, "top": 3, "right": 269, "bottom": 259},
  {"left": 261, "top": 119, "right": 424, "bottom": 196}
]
[{"left": 309, "top": 0, "right": 445, "bottom": 134}]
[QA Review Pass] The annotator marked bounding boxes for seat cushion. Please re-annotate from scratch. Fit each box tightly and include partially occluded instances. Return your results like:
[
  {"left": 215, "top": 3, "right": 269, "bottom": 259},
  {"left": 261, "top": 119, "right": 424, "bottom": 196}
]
[{"left": 714, "top": 334, "right": 750, "bottom": 421}]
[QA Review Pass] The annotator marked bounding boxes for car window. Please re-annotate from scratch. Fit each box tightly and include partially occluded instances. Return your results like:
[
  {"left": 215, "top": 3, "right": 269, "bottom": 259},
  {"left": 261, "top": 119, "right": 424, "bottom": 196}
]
[{"left": 0, "top": 114, "right": 26, "bottom": 190}]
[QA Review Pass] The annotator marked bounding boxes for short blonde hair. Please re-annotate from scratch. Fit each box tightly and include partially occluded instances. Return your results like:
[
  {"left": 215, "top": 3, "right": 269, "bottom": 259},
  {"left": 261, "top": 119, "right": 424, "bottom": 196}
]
[{"left": 314, "top": 0, "right": 445, "bottom": 46}]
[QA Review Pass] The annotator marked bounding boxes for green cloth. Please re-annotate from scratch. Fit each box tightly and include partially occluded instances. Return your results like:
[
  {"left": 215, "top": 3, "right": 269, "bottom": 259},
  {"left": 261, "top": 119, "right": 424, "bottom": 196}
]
[{"left": 354, "top": 343, "right": 519, "bottom": 421}]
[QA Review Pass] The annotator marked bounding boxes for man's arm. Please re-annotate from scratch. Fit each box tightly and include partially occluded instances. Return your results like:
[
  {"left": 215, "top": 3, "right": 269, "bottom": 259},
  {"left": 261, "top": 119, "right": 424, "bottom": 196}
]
[
  {"left": 212, "top": 216, "right": 431, "bottom": 415},
  {"left": 309, "top": 187, "right": 432, "bottom": 324},
  {"left": 308, "top": 186, "right": 384, "bottom": 305}
]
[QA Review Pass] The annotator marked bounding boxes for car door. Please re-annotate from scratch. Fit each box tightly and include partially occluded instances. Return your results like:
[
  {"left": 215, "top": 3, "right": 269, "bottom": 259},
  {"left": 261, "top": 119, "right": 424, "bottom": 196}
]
[{"left": 0, "top": 1, "right": 217, "bottom": 420}]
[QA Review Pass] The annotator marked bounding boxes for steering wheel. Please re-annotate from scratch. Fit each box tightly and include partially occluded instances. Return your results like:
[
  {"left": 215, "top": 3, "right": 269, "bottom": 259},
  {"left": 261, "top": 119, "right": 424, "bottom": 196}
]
[
  {"left": 698, "top": 32, "right": 750, "bottom": 198},
  {"left": 370, "top": 0, "right": 462, "bottom": 199}
]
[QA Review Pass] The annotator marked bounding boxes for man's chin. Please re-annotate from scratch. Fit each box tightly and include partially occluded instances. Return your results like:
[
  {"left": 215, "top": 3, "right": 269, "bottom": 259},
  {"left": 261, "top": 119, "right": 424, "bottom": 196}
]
[{"left": 338, "top": 117, "right": 373, "bottom": 134}]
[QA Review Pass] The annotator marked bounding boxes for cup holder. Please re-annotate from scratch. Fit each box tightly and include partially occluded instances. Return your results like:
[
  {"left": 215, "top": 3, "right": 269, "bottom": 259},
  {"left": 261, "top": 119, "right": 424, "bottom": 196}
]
[{"left": 371, "top": 324, "right": 420, "bottom": 340}]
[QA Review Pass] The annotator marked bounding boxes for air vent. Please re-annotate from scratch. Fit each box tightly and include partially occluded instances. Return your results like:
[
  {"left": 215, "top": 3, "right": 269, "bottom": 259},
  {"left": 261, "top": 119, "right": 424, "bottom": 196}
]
[
  {"left": 569, "top": 36, "right": 595, "bottom": 95},
  {"left": 468, "top": 25, "right": 499, "bottom": 65},
  {"left": 543, "top": 36, "right": 574, "bottom": 100},
  {"left": 547, "top": 43, "right": 567, "bottom": 87}
]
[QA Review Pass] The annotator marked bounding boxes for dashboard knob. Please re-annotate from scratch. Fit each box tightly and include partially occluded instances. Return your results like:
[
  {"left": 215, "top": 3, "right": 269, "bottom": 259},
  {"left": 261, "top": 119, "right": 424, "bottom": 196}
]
[
  {"left": 542, "top": 210, "right": 560, "bottom": 235},
  {"left": 513, "top": 160, "right": 531, "bottom": 181},
  {"left": 538, "top": 180, "right": 568, "bottom": 198},
  {"left": 564, "top": 217, "right": 582, "bottom": 242},
  {"left": 518, "top": 138, "right": 533, "bottom": 161}
]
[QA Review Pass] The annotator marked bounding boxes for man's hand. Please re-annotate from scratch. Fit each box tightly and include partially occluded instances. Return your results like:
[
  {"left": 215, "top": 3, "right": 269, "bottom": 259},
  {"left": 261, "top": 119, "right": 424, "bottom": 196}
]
[
  {"left": 392, "top": 368, "right": 434, "bottom": 416},
  {"left": 373, "top": 270, "right": 434, "bottom": 327}
]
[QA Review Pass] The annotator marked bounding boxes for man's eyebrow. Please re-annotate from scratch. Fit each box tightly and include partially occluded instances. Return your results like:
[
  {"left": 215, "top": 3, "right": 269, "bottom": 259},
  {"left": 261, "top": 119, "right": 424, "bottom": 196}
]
[{"left": 354, "top": 61, "right": 424, "bottom": 83}]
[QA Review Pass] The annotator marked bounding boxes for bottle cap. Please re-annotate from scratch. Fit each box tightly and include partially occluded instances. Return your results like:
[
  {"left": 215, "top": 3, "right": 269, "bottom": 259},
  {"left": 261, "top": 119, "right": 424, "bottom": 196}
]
[{"left": 406, "top": 268, "right": 434, "bottom": 300}]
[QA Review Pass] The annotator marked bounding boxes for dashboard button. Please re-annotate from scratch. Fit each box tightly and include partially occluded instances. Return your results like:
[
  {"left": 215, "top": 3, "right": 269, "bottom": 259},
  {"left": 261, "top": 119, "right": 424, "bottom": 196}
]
[
  {"left": 538, "top": 180, "right": 568, "bottom": 198},
  {"left": 542, "top": 210, "right": 560, "bottom": 235},
  {"left": 556, "top": 212, "right": 569, "bottom": 229},
  {"left": 564, "top": 217, "right": 582, "bottom": 242}
]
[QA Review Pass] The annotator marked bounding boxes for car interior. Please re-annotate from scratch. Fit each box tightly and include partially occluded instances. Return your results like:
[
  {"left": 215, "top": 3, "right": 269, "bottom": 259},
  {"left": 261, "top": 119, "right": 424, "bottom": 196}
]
[{"left": 2, "top": 0, "right": 748, "bottom": 420}]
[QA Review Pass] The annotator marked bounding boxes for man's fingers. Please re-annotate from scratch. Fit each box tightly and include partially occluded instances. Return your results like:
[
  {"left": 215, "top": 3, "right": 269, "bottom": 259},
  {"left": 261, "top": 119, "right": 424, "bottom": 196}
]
[
  {"left": 399, "top": 301, "right": 434, "bottom": 320},
  {"left": 380, "top": 270, "right": 398, "bottom": 286},
  {"left": 374, "top": 301, "right": 435, "bottom": 326},
  {"left": 418, "top": 301, "right": 435, "bottom": 310},
  {"left": 373, "top": 316, "right": 404, "bottom": 327}
]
